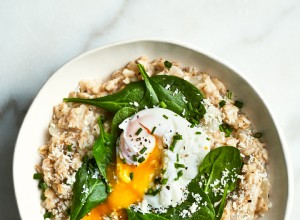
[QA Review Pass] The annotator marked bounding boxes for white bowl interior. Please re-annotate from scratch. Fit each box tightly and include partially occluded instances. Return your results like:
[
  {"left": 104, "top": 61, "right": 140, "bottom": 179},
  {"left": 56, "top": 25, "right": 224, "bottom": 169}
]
[{"left": 13, "top": 40, "right": 291, "bottom": 219}]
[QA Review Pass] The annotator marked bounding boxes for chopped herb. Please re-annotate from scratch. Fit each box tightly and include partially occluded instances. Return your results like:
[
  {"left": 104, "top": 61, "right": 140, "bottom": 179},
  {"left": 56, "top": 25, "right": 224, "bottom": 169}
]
[
  {"left": 174, "top": 170, "right": 183, "bottom": 181},
  {"left": 146, "top": 188, "right": 153, "bottom": 195},
  {"left": 206, "top": 137, "right": 210, "bottom": 141},
  {"left": 169, "top": 134, "right": 182, "bottom": 151},
  {"left": 219, "top": 123, "right": 233, "bottom": 137},
  {"left": 38, "top": 181, "right": 48, "bottom": 190},
  {"left": 139, "top": 146, "right": 147, "bottom": 154},
  {"left": 164, "top": 60, "right": 172, "bottom": 69},
  {"left": 122, "top": 158, "right": 127, "bottom": 164},
  {"left": 151, "top": 126, "right": 157, "bottom": 134},
  {"left": 254, "top": 132, "right": 262, "bottom": 138},
  {"left": 33, "top": 173, "right": 42, "bottom": 180},
  {"left": 191, "top": 118, "right": 199, "bottom": 124},
  {"left": 174, "top": 163, "right": 185, "bottom": 169},
  {"left": 138, "top": 156, "right": 145, "bottom": 163},
  {"left": 188, "top": 102, "right": 193, "bottom": 110},
  {"left": 135, "top": 128, "right": 143, "bottom": 135},
  {"left": 41, "top": 193, "right": 46, "bottom": 201},
  {"left": 44, "top": 211, "right": 53, "bottom": 219},
  {"left": 176, "top": 154, "right": 179, "bottom": 162},
  {"left": 234, "top": 100, "right": 244, "bottom": 109},
  {"left": 173, "top": 134, "right": 183, "bottom": 140},
  {"left": 163, "top": 114, "right": 168, "bottom": 119},
  {"left": 160, "top": 101, "right": 167, "bottom": 108},
  {"left": 161, "top": 178, "right": 168, "bottom": 185},
  {"left": 219, "top": 100, "right": 226, "bottom": 108},
  {"left": 195, "top": 131, "right": 202, "bottom": 135},
  {"left": 133, "top": 155, "right": 138, "bottom": 162},
  {"left": 129, "top": 172, "right": 134, "bottom": 180},
  {"left": 67, "top": 145, "right": 73, "bottom": 152},
  {"left": 161, "top": 169, "right": 166, "bottom": 174},
  {"left": 227, "top": 90, "right": 233, "bottom": 99},
  {"left": 146, "top": 187, "right": 161, "bottom": 196},
  {"left": 154, "top": 177, "right": 162, "bottom": 184}
]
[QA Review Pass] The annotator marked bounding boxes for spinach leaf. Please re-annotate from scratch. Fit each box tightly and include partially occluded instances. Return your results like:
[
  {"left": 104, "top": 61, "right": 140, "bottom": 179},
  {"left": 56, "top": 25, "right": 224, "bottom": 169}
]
[
  {"left": 138, "top": 64, "right": 206, "bottom": 123},
  {"left": 198, "top": 146, "right": 243, "bottom": 220},
  {"left": 64, "top": 81, "right": 146, "bottom": 113},
  {"left": 70, "top": 158, "right": 107, "bottom": 220},
  {"left": 127, "top": 147, "right": 242, "bottom": 220},
  {"left": 63, "top": 64, "right": 206, "bottom": 123},
  {"left": 111, "top": 107, "right": 137, "bottom": 137},
  {"left": 93, "top": 118, "right": 114, "bottom": 187}
]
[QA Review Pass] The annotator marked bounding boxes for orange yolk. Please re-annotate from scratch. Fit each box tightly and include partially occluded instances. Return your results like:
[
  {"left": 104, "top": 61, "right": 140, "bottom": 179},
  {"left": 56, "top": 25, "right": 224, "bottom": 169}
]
[{"left": 83, "top": 140, "right": 162, "bottom": 220}]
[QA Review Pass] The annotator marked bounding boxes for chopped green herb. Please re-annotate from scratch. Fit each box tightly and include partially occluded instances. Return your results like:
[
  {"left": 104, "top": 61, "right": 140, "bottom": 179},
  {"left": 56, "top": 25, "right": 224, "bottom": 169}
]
[
  {"left": 169, "top": 134, "right": 182, "bottom": 152},
  {"left": 33, "top": 173, "right": 42, "bottom": 180},
  {"left": 174, "top": 163, "right": 185, "bottom": 169},
  {"left": 67, "top": 145, "right": 73, "bottom": 152},
  {"left": 195, "top": 131, "right": 202, "bottom": 135},
  {"left": 161, "top": 178, "right": 168, "bottom": 185},
  {"left": 135, "top": 128, "right": 143, "bottom": 135},
  {"left": 100, "top": 115, "right": 106, "bottom": 122},
  {"left": 174, "top": 170, "right": 183, "bottom": 181},
  {"left": 138, "top": 156, "right": 145, "bottom": 163},
  {"left": 133, "top": 155, "right": 138, "bottom": 162},
  {"left": 219, "top": 100, "right": 226, "bottom": 108},
  {"left": 154, "top": 177, "right": 162, "bottom": 184},
  {"left": 139, "top": 146, "right": 147, "bottom": 154},
  {"left": 146, "top": 187, "right": 161, "bottom": 196},
  {"left": 160, "top": 101, "right": 167, "bottom": 108},
  {"left": 129, "top": 172, "right": 134, "bottom": 180},
  {"left": 161, "top": 169, "right": 166, "bottom": 174},
  {"left": 41, "top": 193, "right": 46, "bottom": 201},
  {"left": 173, "top": 134, "right": 183, "bottom": 140},
  {"left": 219, "top": 123, "right": 233, "bottom": 137},
  {"left": 169, "top": 139, "right": 177, "bottom": 151},
  {"left": 206, "top": 137, "right": 210, "bottom": 141},
  {"left": 176, "top": 154, "right": 179, "bottom": 162},
  {"left": 44, "top": 211, "right": 53, "bottom": 219},
  {"left": 146, "top": 188, "right": 153, "bottom": 195},
  {"left": 188, "top": 102, "right": 193, "bottom": 110},
  {"left": 234, "top": 100, "right": 244, "bottom": 109},
  {"left": 151, "top": 126, "right": 157, "bottom": 134},
  {"left": 254, "top": 132, "right": 262, "bottom": 138},
  {"left": 191, "top": 118, "right": 199, "bottom": 124},
  {"left": 227, "top": 90, "right": 233, "bottom": 99},
  {"left": 38, "top": 181, "right": 48, "bottom": 190},
  {"left": 163, "top": 114, "right": 168, "bottom": 119},
  {"left": 164, "top": 60, "right": 172, "bottom": 69},
  {"left": 122, "top": 158, "right": 127, "bottom": 164}
]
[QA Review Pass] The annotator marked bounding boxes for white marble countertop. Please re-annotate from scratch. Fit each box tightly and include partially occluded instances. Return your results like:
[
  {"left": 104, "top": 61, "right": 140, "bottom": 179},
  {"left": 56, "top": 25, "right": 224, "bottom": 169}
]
[{"left": 1, "top": 0, "right": 299, "bottom": 219}]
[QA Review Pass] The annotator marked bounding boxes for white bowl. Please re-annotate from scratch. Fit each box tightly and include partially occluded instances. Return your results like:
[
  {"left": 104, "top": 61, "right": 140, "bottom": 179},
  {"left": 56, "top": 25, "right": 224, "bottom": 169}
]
[{"left": 13, "top": 39, "right": 293, "bottom": 219}]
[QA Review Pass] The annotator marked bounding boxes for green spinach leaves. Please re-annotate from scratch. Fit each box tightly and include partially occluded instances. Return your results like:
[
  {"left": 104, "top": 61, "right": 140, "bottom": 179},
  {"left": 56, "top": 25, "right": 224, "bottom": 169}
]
[
  {"left": 127, "top": 146, "right": 242, "bottom": 220},
  {"left": 64, "top": 63, "right": 205, "bottom": 124},
  {"left": 198, "top": 146, "right": 243, "bottom": 219},
  {"left": 92, "top": 118, "right": 114, "bottom": 188},
  {"left": 70, "top": 158, "right": 107, "bottom": 220}
]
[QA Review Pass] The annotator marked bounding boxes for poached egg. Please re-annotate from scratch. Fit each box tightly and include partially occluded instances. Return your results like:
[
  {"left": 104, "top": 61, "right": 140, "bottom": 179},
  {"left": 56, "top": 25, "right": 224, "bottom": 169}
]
[{"left": 83, "top": 108, "right": 210, "bottom": 219}]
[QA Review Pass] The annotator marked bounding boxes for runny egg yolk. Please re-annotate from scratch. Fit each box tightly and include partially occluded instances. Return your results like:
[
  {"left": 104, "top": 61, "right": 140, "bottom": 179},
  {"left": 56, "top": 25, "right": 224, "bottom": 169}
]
[{"left": 82, "top": 138, "right": 162, "bottom": 220}]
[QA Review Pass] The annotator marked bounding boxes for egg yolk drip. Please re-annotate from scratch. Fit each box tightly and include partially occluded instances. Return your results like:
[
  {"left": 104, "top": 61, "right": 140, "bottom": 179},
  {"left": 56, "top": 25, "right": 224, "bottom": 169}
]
[{"left": 83, "top": 140, "right": 162, "bottom": 220}]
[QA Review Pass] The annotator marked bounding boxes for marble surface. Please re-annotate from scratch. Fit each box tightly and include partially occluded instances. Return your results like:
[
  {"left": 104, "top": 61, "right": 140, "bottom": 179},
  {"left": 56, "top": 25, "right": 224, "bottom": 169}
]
[{"left": 1, "top": 0, "right": 299, "bottom": 219}]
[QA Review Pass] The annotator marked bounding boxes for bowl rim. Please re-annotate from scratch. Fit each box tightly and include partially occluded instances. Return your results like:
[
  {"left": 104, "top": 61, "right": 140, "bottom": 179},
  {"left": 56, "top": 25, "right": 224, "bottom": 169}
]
[{"left": 13, "top": 38, "right": 294, "bottom": 219}]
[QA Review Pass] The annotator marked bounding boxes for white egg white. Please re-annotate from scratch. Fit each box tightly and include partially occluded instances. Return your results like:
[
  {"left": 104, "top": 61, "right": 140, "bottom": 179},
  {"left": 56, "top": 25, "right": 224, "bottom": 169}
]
[{"left": 118, "top": 108, "right": 211, "bottom": 211}]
